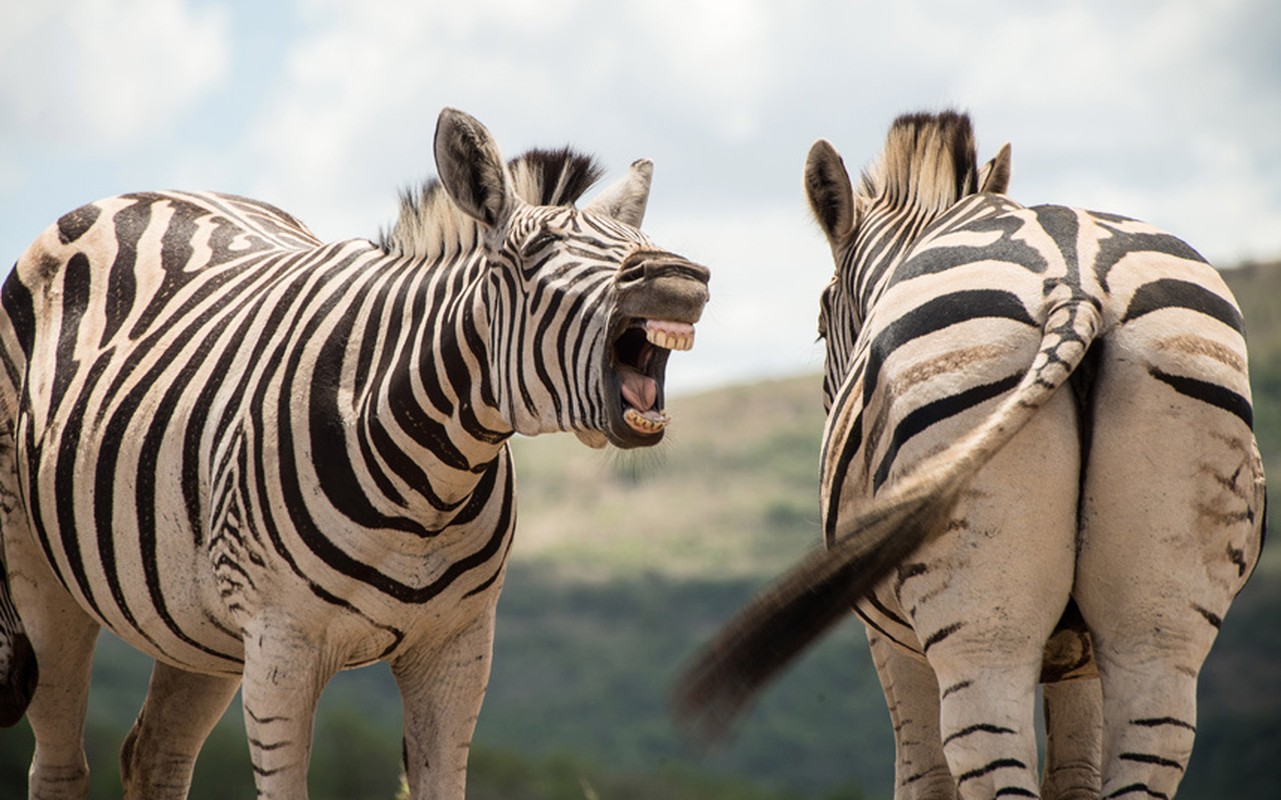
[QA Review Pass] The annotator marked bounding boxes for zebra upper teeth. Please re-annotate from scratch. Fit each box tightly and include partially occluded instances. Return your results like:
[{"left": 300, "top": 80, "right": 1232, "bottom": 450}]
[{"left": 644, "top": 319, "right": 695, "bottom": 351}]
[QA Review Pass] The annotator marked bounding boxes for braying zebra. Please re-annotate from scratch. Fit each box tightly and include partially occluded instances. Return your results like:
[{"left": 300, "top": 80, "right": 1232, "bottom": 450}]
[
  {"left": 675, "top": 111, "right": 1265, "bottom": 799},
  {"left": 0, "top": 108, "right": 710, "bottom": 800}
]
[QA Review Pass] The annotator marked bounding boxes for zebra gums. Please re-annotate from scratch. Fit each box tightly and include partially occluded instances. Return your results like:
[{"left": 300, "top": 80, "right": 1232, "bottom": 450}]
[
  {"left": 675, "top": 111, "right": 1265, "bottom": 799},
  {"left": 0, "top": 108, "right": 709, "bottom": 800}
]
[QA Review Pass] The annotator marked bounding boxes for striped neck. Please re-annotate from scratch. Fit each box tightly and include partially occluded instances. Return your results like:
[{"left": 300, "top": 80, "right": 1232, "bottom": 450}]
[{"left": 343, "top": 251, "right": 513, "bottom": 531}]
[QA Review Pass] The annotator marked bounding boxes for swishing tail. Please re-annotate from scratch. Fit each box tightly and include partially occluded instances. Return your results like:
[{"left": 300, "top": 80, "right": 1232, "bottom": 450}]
[{"left": 672, "top": 296, "right": 1102, "bottom": 744}]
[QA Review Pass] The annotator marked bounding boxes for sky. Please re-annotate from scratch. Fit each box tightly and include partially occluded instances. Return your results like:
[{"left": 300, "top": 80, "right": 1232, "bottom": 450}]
[{"left": 2, "top": 0, "right": 1278, "bottom": 395}]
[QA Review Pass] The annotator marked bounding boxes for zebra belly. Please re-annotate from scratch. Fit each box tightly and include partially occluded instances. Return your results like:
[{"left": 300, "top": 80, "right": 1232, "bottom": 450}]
[{"left": 18, "top": 420, "right": 248, "bottom": 674}]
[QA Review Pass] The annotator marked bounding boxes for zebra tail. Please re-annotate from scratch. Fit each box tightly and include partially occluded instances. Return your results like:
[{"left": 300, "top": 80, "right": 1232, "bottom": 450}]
[{"left": 671, "top": 296, "right": 1103, "bottom": 745}]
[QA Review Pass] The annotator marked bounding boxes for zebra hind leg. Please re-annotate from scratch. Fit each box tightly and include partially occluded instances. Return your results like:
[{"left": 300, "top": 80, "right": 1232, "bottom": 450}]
[
  {"left": 914, "top": 388, "right": 1080, "bottom": 799},
  {"left": 865, "top": 633, "right": 957, "bottom": 799},
  {"left": 120, "top": 661, "right": 241, "bottom": 800},
  {"left": 1040, "top": 678, "right": 1102, "bottom": 800},
  {"left": 1076, "top": 330, "right": 1265, "bottom": 799},
  {"left": 5, "top": 519, "right": 101, "bottom": 800},
  {"left": 0, "top": 413, "right": 38, "bottom": 727}
]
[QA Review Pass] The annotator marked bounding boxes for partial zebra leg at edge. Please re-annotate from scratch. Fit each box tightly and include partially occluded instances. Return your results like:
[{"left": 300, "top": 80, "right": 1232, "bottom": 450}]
[
  {"left": 6, "top": 523, "right": 101, "bottom": 800},
  {"left": 1041, "top": 678, "right": 1102, "bottom": 800},
  {"left": 121, "top": 662, "right": 241, "bottom": 800},
  {"left": 866, "top": 633, "right": 957, "bottom": 800}
]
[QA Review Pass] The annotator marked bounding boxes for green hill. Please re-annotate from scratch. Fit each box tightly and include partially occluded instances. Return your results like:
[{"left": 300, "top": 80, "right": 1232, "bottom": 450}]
[{"left": 1, "top": 262, "right": 1277, "bottom": 799}]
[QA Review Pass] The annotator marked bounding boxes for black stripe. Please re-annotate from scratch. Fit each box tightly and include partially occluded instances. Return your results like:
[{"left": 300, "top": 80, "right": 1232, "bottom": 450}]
[
  {"left": 49, "top": 252, "right": 92, "bottom": 417},
  {"left": 1032, "top": 205, "right": 1081, "bottom": 281},
  {"left": 1105, "top": 782, "right": 1170, "bottom": 800},
  {"left": 863, "top": 289, "right": 1035, "bottom": 410},
  {"left": 923, "top": 621, "right": 964, "bottom": 652},
  {"left": 1121, "top": 278, "right": 1244, "bottom": 333},
  {"left": 101, "top": 198, "right": 147, "bottom": 344},
  {"left": 1192, "top": 603, "right": 1222, "bottom": 629},
  {"left": 957, "top": 758, "right": 1026, "bottom": 785},
  {"left": 823, "top": 412, "right": 862, "bottom": 544},
  {"left": 1119, "top": 752, "right": 1184, "bottom": 771},
  {"left": 943, "top": 722, "right": 1017, "bottom": 747},
  {"left": 1131, "top": 717, "right": 1196, "bottom": 732},
  {"left": 1149, "top": 367, "right": 1253, "bottom": 430},
  {"left": 2, "top": 271, "right": 36, "bottom": 360},
  {"left": 1093, "top": 219, "right": 1206, "bottom": 295},
  {"left": 56, "top": 204, "right": 100, "bottom": 244},
  {"left": 873, "top": 373, "right": 1022, "bottom": 490}
]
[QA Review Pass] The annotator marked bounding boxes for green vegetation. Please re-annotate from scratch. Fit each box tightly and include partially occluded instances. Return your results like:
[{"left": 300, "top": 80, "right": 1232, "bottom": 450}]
[{"left": 1, "top": 262, "right": 1277, "bottom": 798}]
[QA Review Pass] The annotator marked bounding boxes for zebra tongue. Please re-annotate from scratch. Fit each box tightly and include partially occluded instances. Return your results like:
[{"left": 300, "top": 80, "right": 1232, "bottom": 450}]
[{"left": 619, "top": 365, "right": 658, "bottom": 412}]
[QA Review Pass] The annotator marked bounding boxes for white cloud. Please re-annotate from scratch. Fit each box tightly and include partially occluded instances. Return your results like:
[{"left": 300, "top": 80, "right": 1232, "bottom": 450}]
[
  {"left": 1, "top": 0, "right": 1277, "bottom": 390},
  {"left": 0, "top": 0, "right": 230, "bottom": 151}
]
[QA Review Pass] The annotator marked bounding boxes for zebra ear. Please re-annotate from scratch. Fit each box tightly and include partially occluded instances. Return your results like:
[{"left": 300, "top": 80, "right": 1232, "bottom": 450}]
[
  {"left": 582, "top": 159, "right": 653, "bottom": 227},
  {"left": 978, "top": 142, "right": 1012, "bottom": 194},
  {"left": 804, "top": 139, "right": 857, "bottom": 246},
  {"left": 434, "top": 108, "right": 518, "bottom": 228}
]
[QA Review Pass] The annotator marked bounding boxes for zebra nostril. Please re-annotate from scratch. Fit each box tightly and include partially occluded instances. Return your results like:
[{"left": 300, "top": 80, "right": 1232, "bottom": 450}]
[{"left": 615, "top": 252, "right": 710, "bottom": 325}]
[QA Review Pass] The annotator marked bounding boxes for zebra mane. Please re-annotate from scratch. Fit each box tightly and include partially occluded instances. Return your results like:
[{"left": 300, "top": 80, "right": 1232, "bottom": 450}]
[
  {"left": 378, "top": 147, "right": 605, "bottom": 257},
  {"left": 860, "top": 110, "right": 980, "bottom": 214}
]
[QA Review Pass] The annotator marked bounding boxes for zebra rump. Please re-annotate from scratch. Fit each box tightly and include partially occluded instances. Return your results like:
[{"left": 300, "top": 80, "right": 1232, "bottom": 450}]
[{"left": 671, "top": 289, "right": 1102, "bottom": 742}]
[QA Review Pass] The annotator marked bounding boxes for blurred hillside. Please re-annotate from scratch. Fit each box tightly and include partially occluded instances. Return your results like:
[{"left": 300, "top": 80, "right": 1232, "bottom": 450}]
[{"left": 0, "top": 261, "right": 1277, "bottom": 799}]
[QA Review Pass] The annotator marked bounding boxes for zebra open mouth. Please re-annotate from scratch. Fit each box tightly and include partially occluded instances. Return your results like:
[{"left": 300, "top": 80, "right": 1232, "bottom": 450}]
[{"left": 607, "top": 318, "right": 695, "bottom": 445}]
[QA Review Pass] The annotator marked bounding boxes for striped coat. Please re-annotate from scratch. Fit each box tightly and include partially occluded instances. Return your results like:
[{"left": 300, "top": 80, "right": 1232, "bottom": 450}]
[
  {"left": 677, "top": 111, "right": 1264, "bottom": 800},
  {"left": 0, "top": 108, "right": 709, "bottom": 800}
]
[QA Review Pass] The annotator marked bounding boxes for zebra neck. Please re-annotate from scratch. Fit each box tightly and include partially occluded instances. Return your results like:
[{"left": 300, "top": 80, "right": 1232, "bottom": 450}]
[
  {"left": 850, "top": 205, "right": 936, "bottom": 313},
  {"left": 359, "top": 265, "right": 513, "bottom": 522}
]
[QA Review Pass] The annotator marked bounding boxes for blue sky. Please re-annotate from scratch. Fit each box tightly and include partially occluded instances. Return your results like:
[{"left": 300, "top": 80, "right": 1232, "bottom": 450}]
[{"left": 2, "top": 0, "right": 1278, "bottom": 392}]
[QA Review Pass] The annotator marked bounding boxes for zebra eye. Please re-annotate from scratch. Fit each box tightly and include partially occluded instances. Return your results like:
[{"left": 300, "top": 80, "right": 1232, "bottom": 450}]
[
  {"left": 520, "top": 227, "right": 566, "bottom": 258},
  {"left": 817, "top": 282, "right": 835, "bottom": 341}
]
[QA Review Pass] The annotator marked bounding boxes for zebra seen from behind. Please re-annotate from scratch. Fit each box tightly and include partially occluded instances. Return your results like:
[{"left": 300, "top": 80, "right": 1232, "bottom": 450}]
[
  {"left": 0, "top": 107, "right": 710, "bottom": 800},
  {"left": 675, "top": 111, "right": 1265, "bottom": 799}
]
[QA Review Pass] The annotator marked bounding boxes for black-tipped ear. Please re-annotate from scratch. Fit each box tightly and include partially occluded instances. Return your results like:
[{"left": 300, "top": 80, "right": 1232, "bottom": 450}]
[
  {"left": 978, "top": 142, "right": 1012, "bottom": 195},
  {"left": 804, "top": 140, "right": 857, "bottom": 246},
  {"left": 434, "top": 108, "right": 516, "bottom": 228}
]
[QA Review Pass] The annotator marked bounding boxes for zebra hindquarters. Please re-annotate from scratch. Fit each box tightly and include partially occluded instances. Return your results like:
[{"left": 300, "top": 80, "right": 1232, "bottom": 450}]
[
  {"left": 898, "top": 386, "right": 1081, "bottom": 800},
  {"left": 1075, "top": 320, "right": 1265, "bottom": 800}
]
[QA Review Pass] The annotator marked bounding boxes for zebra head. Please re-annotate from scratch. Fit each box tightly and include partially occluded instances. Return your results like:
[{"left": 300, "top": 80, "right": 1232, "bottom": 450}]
[
  {"left": 433, "top": 109, "right": 710, "bottom": 449},
  {"left": 803, "top": 111, "right": 1012, "bottom": 410}
]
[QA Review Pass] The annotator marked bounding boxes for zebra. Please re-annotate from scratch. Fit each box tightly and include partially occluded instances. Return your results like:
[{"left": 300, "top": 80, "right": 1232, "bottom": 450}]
[
  {"left": 674, "top": 111, "right": 1265, "bottom": 799},
  {"left": 0, "top": 107, "right": 709, "bottom": 800}
]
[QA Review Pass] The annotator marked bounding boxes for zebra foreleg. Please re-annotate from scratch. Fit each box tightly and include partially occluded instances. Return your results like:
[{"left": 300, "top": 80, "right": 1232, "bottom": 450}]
[
  {"left": 866, "top": 633, "right": 957, "bottom": 800},
  {"left": 392, "top": 607, "right": 498, "bottom": 800},
  {"left": 240, "top": 612, "right": 340, "bottom": 800},
  {"left": 1040, "top": 678, "right": 1102, "bottom": 800},
  {"left": 120, "top": 662, "right": 240, "bottom": 800}
]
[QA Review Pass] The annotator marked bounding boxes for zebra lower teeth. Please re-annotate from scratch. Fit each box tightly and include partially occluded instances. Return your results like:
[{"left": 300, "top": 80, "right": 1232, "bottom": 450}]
[{"left": 624, "top": 407, "right": 670, "bottom": 434}]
